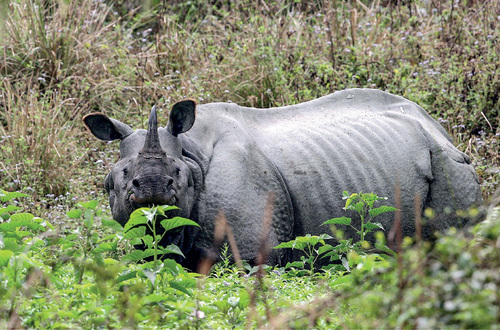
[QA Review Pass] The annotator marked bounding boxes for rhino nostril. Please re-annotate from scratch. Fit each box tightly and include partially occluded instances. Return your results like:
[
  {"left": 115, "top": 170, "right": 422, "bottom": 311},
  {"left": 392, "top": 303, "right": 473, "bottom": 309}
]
[{"left": 132, "top": 179, "right": 140, "bottom": 187}]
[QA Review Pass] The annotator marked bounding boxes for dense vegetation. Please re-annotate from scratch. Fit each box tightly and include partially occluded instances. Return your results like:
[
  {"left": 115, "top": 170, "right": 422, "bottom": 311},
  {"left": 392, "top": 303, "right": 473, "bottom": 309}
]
[{"left": 0, "top": 0, "right": 499, "bottom": 328}]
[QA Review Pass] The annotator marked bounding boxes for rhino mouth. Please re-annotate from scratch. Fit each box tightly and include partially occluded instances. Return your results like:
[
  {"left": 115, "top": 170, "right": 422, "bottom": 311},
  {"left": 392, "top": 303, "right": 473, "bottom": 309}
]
[{"left": 127, "top": 191, "right": 178, "bottom": 211}]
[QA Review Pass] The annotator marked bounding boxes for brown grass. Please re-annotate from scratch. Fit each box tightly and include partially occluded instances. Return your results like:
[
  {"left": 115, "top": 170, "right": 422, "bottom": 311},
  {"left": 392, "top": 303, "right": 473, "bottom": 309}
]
[{"left": 0, "top": 0, "right": 498, "bottom": 207}]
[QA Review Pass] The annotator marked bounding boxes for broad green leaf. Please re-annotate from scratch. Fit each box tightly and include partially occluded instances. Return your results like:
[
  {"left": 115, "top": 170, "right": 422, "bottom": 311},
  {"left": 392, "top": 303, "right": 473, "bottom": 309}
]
[
  {"left": 163, "top": 259, "right": 182, "bottom": 276},
  {"left": 0, "top": 220, "right": 32, "bottom": 232},
  {"left": 66, "top": 209, "right": 82, "bottom": 219},
  {"left": 102, "top": 219, "right": 123, "bottom": 231},
  {"left": 369, "top": 206, "right": 397, "bottom": 218},
  {"left": 344, "top": 197, "right": 352, "bottom": 209},
  {"left": 39, "top": 219, "right": 54, "bottom": 231},
  {"left": 11, "top": 213, "right": 34, "bottom": 222},
  {"left": 123, "top": 226, "right": 146, "bottom": 239},
  {"left": 0, "top": 217, "right": 43, "bottom": 232},
  {"left": 285, "top": 261, "right": 305, "bottom": 269},
  {"left": 160, "top": 217, "right": 200, "bottom": 232},
  {"left": 318, "top": 233, "right": 334, "bottom": 240},
  {"left": 122, "top": 250, "right": 145, "bottom": 261},
  {"left": 116, "top": 270, "right": 137, "bottom": 283},
  {"left": 363, "top": 222, "right": 385, "bottom": 231},
  {"left": 275, "top": 234, "right": 332, "bottom": 252},
  {"left": 317, "top": 244, "right": 335, "bottom": 256},
  {"left": 275, "top": 235, "right": 313, "bottom": 251},
  {"left": 124, "top": 208, "right": 149, "bottom": 232},
  {"left": 129, "top": 238, "right": 142, "bottom": 245},
  {"left": 101, "top": 235, "right": 119, "bottom": 245},
  {"left": 160, "top": 244, "right": 185, "bottom": 257},
  {"left": 3, "top": 238, "right": 20, "bottom": 252},
  {"left": 305, "top": 235, "right": 321, "bottom": 246},
  {"left": 322, "top": 251, "right": 341, "bottom": 260},
  {"left": 104, "top": 258, "right": 119, "bottom": 265},
  {"left": 142, "top": 260, "right": 164, "bottom": 270},
  {"left": 374, "top": 243, "right": 398, "bottom": 257},
  {"left": 0, "top": 191, "right": 29, "bottom": 203},
  {"left": 169, "top": 279, "right": 194, "bottom": 296},
  {"left": 2, "top": 232, "right": 21, "bottom": 239},
  {"left": 142, "top": 234, "right": 154, "bottom": 248},
  {"left": 143, "top": 249, "right": 157, "bottom": 258},
  {"left": 143, "top": 268, "right": 157, "bottom": 286},
  {"left": 323, "top": 263, "right": 346, "bottom": 272},
  {"left": 354, "top": 201, "right": 364, "bottom": 214},
  {"left": 16, "top": 230, "right": 32, "bottom": 238},
  {"left": 342, "top": 256, "right": 350, "bottom": 272},
  {"left": 0, "top": 250, "right": 13, "bottom": 267},
  {"left": 78, "top": 200, "right": 98, "bottom": 210},
  {"left": 330, "top": 274, "right": 352, "bottom": 287},
  {"left": 93, "top": 242, "right": 117, "bottom": 253},
  {"left": 214, "top": 300, "right": 231, "bottom": 313},
  {"left": 274, "top": 240, "right": 297, "bottom": 249},
  {"left": 157, "top": 205, "right": 181, "bottom": 215},
  {"left": 288, "top": 240, "right": 308, "bottom": 251},
  {"left": 83, "top": 209, "right": 93, "bottom": 230},
  {"left": 238, "top": 290, "right": 251, "bottom": 309},
  {"left": 323, "top": 217, "right": 352, "bottom": 226},
  {"left": 0, "top": 205, "right": 21, "bottom": 215}
]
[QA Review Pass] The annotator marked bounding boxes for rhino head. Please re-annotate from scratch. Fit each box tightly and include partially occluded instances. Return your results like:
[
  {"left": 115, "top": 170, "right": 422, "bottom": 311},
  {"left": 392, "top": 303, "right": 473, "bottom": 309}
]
[{"left": 83, "top": 100, "right": 197, "bottom": 226}]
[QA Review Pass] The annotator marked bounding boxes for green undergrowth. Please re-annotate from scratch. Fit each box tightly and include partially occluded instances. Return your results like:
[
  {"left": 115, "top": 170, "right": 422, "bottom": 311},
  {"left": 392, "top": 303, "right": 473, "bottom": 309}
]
[{"left": 1, "top": 190, "right": 499, "bottom": 328}]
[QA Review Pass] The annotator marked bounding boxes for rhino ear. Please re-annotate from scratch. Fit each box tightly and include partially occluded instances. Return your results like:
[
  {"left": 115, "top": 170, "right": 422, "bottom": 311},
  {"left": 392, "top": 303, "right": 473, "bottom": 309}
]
[
  {"left": 167, "top": 99, "right": 196, "bottom": 136},
  {"left": 83, "top": 113, "right": 133, "bottom": 141}
]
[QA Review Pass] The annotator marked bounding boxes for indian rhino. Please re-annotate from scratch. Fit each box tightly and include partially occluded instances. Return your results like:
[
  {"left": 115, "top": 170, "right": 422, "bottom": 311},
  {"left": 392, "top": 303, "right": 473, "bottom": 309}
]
[{"left": 83, "top": 88, "right": 482, "bottom": 270}]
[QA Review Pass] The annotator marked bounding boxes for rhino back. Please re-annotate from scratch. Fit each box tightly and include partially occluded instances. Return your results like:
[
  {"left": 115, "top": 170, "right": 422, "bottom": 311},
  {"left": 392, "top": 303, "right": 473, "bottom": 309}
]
[
  {"left": 257, "top": 113, "right": 434, "bottom": 237},
  {"left": 184, "top": 89, "right": 479, "bottom": 242},
  {"left": 244, "top": 89, "right": 478, "bottom": 238}
]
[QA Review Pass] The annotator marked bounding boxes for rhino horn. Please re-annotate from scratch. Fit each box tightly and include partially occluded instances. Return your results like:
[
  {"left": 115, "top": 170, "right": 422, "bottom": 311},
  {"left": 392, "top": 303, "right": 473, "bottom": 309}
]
[{"left": 140, "top": 106, "right": 166, "bottom": 158}]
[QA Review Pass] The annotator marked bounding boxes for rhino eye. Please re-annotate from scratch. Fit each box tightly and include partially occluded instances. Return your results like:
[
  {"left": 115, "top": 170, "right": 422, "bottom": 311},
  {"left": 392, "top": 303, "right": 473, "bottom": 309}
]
[
  {"left": 175, "top": 168, "right": 180, "bottom": 176},
  {"left": 123, "top": 167, "right": 128, "bottom": 175}
]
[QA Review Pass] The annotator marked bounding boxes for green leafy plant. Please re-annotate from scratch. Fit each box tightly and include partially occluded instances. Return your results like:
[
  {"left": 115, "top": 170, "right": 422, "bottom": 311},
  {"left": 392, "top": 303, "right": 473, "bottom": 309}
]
[
  {"left": 122, "top": 205, "right": 198, "bottom": 264},
  {"left": 275, "top": 192, "right": 396, "bottom": 275},
  {"left": 0, "top": 189, "right": 54, "bottom": 264},
  {"left": 64, "top": 200, "right": 121, "bottom": 284},
  {"left": 274, "top": 234, "right": 334, "bottom": 276},
  {"left": 120, "top": 205, "right": 199, "bottom": 293},
  {"left": 323, "top": 191, "right": 397, "bottom": 242},
  {"left": 0, "top": 189, "right": 54, "bottom": 324}
]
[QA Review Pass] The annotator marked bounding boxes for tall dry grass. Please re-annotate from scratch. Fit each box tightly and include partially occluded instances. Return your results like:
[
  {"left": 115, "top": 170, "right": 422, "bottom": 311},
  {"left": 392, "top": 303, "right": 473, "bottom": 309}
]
[{"left": 0, "top": 0, "right": 498, "bottom": 205}]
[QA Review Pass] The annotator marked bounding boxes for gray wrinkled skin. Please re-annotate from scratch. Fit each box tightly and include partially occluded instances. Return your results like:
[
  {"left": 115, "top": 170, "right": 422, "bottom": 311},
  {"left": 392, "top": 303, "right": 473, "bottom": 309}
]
[{"left": 84, "top": 89, "right": 482, "bottom": 270}]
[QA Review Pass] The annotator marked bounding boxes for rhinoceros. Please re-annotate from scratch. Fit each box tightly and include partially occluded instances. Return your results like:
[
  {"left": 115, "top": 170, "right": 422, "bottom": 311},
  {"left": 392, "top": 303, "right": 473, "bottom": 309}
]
[{"left": 83, "top": 88, "right": 482, "bottom": 269}]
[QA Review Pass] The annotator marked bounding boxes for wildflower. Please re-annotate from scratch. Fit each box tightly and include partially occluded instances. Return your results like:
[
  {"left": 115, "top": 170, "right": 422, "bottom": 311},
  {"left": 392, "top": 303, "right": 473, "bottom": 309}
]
[{"left": 189, "top": 310, "right": 205, "bottom": 320}]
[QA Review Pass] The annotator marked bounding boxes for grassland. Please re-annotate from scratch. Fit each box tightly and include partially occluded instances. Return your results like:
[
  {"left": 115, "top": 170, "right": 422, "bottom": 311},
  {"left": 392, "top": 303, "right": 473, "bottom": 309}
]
[{"left": 0, "top": 0, "right": 499, "bottom": 328}]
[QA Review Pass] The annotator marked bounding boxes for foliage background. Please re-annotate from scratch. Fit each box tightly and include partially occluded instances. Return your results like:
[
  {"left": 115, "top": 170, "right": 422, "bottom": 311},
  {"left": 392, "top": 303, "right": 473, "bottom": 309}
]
[
  {"left": 0, "top": 0, "right": 498, "bottom": 205},
  {"left": 0, "top": 0, "right": 499, "bottom": 328}
]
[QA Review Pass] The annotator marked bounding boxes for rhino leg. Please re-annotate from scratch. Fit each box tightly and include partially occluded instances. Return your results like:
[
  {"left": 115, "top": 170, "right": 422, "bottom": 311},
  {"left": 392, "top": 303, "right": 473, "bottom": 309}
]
[
  {"left": 200, "top": 138, "right": 294, "bottom": 266},
  {"left": 424, "top": 142, "right": 482, "bottom": 235}
]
